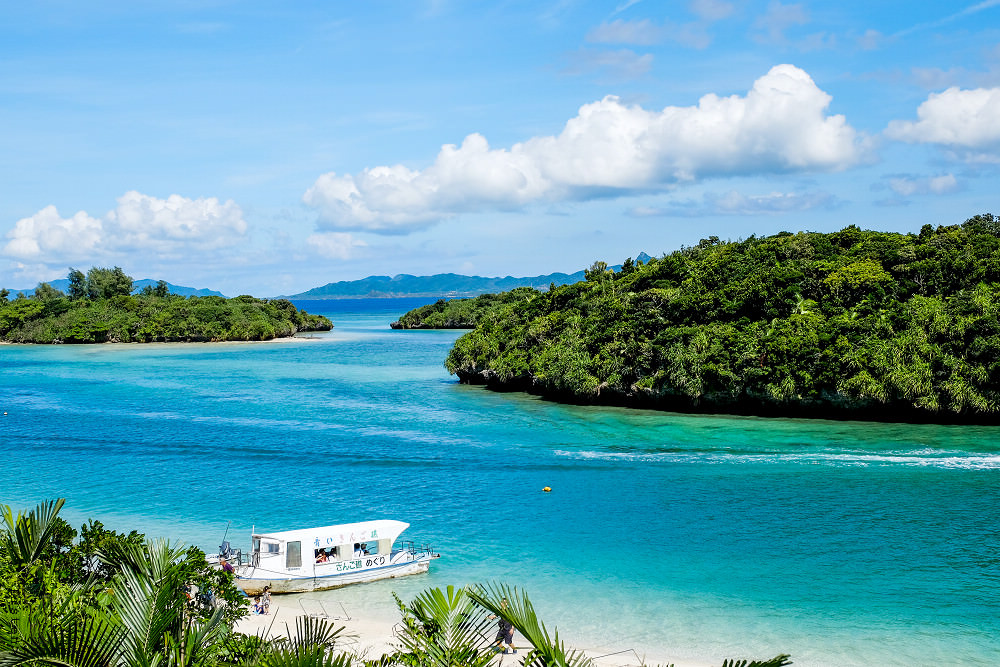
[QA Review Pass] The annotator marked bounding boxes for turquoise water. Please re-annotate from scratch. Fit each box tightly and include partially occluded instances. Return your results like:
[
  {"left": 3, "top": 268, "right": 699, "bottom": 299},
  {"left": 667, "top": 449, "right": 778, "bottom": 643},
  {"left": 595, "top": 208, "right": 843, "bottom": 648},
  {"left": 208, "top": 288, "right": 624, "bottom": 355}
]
[{"left": 1, "top": 298, "right": 998, "bottom": 666}]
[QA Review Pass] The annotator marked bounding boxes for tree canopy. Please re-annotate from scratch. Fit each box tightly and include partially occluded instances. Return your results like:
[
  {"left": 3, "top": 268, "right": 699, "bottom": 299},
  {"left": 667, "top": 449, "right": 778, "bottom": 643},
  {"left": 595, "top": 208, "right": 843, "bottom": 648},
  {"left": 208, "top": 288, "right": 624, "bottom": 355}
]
[
  {"left": 434, "top": 215, "right": 1000, "bottom": 422},
  {"left": 0, "top": 267, "right": 331, "bottom": 343}
]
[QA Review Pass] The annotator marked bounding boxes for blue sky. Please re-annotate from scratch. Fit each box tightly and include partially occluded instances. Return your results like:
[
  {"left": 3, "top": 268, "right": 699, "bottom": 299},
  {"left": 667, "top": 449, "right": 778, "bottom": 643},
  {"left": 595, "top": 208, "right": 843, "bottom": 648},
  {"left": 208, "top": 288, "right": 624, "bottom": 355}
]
[{"left": 2, "top": 1, "right": 999, "bottom": 296}]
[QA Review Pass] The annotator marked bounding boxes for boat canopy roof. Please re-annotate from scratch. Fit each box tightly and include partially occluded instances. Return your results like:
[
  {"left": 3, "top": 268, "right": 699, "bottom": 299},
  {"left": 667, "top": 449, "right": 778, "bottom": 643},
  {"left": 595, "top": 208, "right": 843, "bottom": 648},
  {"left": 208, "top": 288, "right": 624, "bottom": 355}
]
[{"left": 253, "top": 520, "right": 410, "bottom": 548}]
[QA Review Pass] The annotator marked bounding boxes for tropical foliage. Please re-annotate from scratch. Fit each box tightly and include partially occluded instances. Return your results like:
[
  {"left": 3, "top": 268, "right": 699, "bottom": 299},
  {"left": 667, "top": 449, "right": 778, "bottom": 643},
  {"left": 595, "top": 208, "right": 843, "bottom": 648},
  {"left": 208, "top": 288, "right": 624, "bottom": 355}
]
[
  {"left": 438, "top": 215, "right": 1000, "bottom": 422},
  {"left": 0, "top": 267, "right": 331, "bottom": 343},
  {"left": 391, "top": 288, "right": 540, "bottom": 329},
  {"left": 0, "top": 500, "right": 789, "bottom": 667}
]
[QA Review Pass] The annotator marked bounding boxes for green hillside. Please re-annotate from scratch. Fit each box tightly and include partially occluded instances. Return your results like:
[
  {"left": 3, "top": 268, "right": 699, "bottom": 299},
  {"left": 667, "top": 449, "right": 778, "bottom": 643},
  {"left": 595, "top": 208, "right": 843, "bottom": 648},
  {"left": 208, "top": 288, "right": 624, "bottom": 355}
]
[
  {"left": 0, "top": 267, "right": 331, "bottom": 343},
  {"left": 435, "top": 215, "right": 1000, "bottom": 422}
]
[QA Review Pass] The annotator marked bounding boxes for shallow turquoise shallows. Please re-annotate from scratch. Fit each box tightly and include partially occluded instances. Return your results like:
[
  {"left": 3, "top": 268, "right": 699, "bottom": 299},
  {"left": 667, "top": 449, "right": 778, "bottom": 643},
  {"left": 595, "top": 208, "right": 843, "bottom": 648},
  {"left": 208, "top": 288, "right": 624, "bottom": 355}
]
[{"left": 2, "top": 298, "right": 998, "bottom": 666}]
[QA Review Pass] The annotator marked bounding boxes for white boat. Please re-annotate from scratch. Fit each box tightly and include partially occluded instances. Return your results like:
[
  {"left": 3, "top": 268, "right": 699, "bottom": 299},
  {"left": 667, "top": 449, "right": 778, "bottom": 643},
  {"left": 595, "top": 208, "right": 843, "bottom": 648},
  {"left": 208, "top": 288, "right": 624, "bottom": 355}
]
[{"left": 219, "top": 519, "right": 439, "bottom": 595}]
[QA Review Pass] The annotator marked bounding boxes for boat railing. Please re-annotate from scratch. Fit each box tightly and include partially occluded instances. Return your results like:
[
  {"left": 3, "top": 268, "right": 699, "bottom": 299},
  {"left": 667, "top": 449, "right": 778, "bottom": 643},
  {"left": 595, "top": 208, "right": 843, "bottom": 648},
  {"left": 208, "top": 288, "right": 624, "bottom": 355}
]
[{"left": 395, "top": 539, "right": 440, "bottom": 559}]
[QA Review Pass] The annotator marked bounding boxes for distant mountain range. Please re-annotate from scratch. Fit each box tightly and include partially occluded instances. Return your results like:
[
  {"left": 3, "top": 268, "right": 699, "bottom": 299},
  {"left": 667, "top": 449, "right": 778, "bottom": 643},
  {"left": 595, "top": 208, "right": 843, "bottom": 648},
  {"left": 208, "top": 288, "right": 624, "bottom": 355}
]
[
  {"left": 286, "top": 253, "right": 653, "bottom": 299},
  {"left": 5, "top": 278, "right": 224, "bottom": 298},
  {"left": 4, "top": 252, "right": 653, "bottom": 300}
]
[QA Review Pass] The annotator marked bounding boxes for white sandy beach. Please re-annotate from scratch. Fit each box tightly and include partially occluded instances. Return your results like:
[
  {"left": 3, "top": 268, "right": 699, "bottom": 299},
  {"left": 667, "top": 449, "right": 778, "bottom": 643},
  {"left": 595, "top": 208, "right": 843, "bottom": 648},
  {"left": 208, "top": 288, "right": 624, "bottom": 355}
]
[{"left": 233, "top": 593, "right": 709, "bottom": 667}]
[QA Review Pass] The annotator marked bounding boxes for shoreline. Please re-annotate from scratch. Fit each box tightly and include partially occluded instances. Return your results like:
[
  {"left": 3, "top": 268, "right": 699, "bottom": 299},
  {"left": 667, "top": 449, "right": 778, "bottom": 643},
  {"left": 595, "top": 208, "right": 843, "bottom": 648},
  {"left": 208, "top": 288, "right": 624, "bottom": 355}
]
[
  {"left": 0, "top": 331, "right": 332, "bottom": 347},
  {"left": 233, "top": 591, "right": 710, "bottom": 667}
]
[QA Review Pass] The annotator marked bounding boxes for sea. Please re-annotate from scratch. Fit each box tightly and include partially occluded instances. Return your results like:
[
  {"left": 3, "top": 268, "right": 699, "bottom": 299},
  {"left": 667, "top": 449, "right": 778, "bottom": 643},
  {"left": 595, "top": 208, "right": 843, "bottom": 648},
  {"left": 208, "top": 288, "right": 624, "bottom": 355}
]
[{"left": 1, "top": 297, "right": 998, "bottom": 666}]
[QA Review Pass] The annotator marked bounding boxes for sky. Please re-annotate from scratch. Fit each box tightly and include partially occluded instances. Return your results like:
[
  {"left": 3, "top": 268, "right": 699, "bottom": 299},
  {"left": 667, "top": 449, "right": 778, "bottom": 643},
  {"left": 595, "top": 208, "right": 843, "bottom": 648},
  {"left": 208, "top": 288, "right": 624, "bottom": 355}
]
[{"left": 1, "top": 1, "right": 999, "bottom": 297}]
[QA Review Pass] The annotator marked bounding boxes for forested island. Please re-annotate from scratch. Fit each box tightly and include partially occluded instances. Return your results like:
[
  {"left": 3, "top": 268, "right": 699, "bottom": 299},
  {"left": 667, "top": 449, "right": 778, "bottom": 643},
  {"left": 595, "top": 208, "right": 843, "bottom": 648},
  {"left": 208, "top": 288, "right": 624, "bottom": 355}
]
[
  {"left": 403, "top": 215, "right": 1000, "bottom": 422},
  {"left": 0, "top": 267, "right": 332, "bottom": 343},
  {"left": 390, "top": 288, "right": 541, "bottom": 329}
]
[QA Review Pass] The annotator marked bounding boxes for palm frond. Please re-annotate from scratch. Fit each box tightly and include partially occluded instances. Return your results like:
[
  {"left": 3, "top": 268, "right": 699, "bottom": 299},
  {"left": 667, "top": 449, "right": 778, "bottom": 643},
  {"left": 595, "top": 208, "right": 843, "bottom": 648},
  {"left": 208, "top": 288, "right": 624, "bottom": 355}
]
[
  {"left": 255, "top": 646, "right": 353, "bottom": 667},
  {"left": 105, "top": 541, "right": 192, "bottom": 666},
  {"left": 468, "top": 582, "right": 595, "bottom": 667},
  {"left": 720, "top": 655, "right": 792, "bottom": 667},
  {"left": 0, "top": 608, "right": 125, "bottom": 667},
  {"left": 392, "top": 585, "right": 496, "bottom": 667},
  {"left": 162, "top": 606, "right": 229, "bottom": 667},
  {"left": 0, "top": 498, "right": 67, "bottom": 568},
  {"left": 288, "top": 616, "right": 350, "bottom": 651}
]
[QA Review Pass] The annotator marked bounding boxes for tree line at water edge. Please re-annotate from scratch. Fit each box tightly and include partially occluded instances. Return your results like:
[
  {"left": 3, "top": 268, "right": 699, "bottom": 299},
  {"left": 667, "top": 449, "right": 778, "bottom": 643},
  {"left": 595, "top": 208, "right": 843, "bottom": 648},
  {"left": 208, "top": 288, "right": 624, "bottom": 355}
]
[
  {"left": 0, "top": 267, "right": 332, "bottom": 343},
  {"left": 437, "top": 214, "right": 1000, "bottom": 422}
]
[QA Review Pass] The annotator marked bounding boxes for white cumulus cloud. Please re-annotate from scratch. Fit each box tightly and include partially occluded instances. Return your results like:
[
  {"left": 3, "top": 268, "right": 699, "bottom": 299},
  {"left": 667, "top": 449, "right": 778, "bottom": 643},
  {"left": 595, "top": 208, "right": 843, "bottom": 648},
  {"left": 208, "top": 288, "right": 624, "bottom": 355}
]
[
  {"left": 110, "top": 191, "right": 247, "bottom": 253},
  {"left": 886, "top": 86, "right": 1000, "bottom": 149},
  {"left": 3, "top": 206, "right": 104, "bottom": 262},
  {"left": 3, "top": 192, "right": 248, "bottom": 267},
  {"left": 304, "top": 64, "right": 863, "bottom": 234}
]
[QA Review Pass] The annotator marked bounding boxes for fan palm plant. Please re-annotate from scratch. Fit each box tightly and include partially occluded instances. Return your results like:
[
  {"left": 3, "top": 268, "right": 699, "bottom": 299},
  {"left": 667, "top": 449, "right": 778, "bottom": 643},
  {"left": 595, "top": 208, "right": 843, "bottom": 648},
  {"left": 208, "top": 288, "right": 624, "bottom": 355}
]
[{"left": 384, "top": 585, "right": 497, "bottom": 667}]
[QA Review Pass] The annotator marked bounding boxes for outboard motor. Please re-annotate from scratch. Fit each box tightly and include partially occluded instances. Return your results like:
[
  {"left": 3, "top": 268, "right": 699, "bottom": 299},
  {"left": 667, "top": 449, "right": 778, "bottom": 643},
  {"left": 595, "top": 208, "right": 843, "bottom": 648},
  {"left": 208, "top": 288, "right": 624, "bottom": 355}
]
[{"left": 219, "top": 541, "right": 232, "bottom": 559}]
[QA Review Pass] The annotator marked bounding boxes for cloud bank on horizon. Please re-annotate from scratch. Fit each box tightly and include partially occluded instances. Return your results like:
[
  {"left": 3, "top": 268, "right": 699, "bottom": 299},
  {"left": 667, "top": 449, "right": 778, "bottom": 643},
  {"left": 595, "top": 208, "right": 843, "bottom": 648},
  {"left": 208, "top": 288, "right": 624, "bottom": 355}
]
[{"left": 1, "top": 1, "right": 999, "bottom": 295}]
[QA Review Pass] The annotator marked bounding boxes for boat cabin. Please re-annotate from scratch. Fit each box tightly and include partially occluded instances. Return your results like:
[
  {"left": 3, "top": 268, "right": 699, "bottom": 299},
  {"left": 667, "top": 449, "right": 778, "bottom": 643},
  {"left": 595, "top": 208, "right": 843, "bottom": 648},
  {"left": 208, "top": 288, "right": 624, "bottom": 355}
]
[{"left": 250, "top": 519, "right": 411, "bottom": 576}]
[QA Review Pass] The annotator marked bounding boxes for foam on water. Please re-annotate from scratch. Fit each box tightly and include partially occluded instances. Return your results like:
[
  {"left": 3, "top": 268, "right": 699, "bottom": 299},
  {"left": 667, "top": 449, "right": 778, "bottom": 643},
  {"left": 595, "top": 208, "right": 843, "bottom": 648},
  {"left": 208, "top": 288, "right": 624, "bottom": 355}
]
[{"left": 554, "top": 447, "right": 1000, "bottom": 469}]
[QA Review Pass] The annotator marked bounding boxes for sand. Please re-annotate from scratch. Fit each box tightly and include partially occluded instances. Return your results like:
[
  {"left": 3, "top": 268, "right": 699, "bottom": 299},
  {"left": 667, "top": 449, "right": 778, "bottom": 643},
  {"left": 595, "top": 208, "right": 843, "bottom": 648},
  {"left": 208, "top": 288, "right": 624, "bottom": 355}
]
[{"left": 233, "top": 593, "right": 708, "bottom": 667}]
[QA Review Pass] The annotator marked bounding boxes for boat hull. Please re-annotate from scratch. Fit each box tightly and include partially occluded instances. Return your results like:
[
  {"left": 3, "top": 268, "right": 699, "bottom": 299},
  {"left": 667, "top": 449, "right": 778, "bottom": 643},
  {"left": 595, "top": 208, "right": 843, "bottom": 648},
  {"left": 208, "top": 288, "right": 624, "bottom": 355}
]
[{"left": 235, "top": 553, "right": 433, "bottom": 595}]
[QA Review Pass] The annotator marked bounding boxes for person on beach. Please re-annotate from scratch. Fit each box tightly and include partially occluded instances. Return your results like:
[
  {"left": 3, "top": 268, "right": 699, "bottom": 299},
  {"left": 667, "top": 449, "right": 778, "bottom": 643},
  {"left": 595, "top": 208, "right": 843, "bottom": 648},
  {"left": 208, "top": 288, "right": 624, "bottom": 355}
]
[
  {"left": 252, "top": 596, "right": 263, "bottom": 615},
  {"left": 490, "top": 598, "right": 516, "bottom": 655},
  {"left": 220, "top": 558, "right": 234, "bottom": 574},
  {"left": 261, "top": 585, "right": 271, "bottom": 615}
]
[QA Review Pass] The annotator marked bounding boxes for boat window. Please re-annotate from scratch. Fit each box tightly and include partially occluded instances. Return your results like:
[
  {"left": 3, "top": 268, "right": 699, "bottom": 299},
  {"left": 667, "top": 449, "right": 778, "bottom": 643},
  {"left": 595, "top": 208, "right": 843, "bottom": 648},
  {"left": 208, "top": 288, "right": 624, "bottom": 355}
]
[
  {"left": 314, "top": 546, "right": 339, "bottom": 564},
  {"left": 363, "top": 541, "right": 379, "bottom": 555},
  {"left": 286, "top": 541, "right": 301, "bottom": 569},
  {"left": 252, "top": 537, "right": 261, "bottom": 553}
]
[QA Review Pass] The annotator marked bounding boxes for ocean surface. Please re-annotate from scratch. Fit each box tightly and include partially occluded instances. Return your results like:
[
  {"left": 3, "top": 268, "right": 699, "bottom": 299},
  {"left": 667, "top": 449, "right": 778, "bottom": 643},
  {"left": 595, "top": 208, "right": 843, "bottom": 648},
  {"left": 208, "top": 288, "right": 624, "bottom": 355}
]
[{"left": 1, "top": 297, "right": 998, "bottom": 666}]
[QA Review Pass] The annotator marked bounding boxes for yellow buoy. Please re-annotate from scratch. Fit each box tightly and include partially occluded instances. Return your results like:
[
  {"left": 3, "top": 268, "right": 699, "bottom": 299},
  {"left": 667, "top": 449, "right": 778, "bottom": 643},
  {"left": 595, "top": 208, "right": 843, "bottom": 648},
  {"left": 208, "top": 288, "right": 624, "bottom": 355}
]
[{"left": 542, "top": 486, "right": 551, "bottom": 492}]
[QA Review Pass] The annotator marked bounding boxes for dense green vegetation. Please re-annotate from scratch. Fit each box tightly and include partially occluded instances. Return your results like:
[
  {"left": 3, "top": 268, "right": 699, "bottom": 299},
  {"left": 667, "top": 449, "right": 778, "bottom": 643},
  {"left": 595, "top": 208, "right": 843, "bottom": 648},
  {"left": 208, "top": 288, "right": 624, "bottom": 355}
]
[
  {"left": 390, "top": 288, "right": 540, "bottom": 329},
  {"left": 0, "top": 499, "right": 789, "bottom": 667},
  {"left": 440, "top": 215, "right": 1000, "bottom": 422},
  {"left": 0, "top": 267, "right": 331, "bottom": 343}
]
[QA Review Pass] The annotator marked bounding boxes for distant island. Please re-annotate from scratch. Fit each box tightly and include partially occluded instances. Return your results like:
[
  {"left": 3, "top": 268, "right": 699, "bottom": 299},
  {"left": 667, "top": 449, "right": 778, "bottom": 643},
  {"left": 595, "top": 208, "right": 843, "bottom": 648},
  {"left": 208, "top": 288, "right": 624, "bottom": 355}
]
[
  {"left": 286, "top": 255, "right": 651, "bottom": 299},
  {"left": 0, "top": 267, "right": 331, "bottom": 344},
  {"left": 390, "top": 288, "right": 539, "bottom": 329},
  {"left": 399, "top": 215, "right": 1000, "bottom": 423}
]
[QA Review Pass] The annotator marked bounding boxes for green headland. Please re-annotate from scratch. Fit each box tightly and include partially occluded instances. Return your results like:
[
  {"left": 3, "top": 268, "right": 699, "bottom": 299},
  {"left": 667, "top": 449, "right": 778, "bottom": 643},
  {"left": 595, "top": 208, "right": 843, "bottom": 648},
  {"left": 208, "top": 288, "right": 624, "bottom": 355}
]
[{"left": 399, "top": 214, "right": 1000, "bottom": 423}]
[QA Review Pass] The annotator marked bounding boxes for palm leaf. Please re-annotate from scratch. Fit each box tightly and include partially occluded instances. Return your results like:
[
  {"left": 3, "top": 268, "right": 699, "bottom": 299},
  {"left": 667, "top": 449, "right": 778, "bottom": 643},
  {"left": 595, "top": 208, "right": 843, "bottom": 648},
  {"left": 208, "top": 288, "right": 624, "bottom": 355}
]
[
  {"left": 468, "top": 582, "right": 595, "bottom": 667},
  {"left": 162, "top": 606, "right": 229, "bottom": 667},
  {"left": 0, "top": 498, "right": 67, "bottom": 568},
  {"left": 720, "top": 655, "right": 792, "bottom": 667},
  {"left": 287, "top": 616, "right": 349, "bottom": 651},
  {"left": 0, "top": 608, "right": 125, "bottom": 667},
  {"left": 104, "top": 540, "right": 191, "bottom": 666},
  {"left": 392, "top": 585, "right": 496, "bottom": 667}
]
